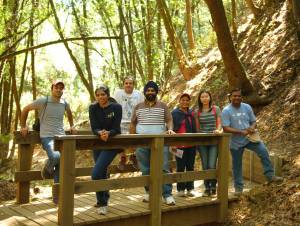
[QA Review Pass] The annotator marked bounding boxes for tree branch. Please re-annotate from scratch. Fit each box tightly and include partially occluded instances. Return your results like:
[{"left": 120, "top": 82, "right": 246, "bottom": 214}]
[{"left": 0, "top": 36, "right": 120, "bottom": 61}]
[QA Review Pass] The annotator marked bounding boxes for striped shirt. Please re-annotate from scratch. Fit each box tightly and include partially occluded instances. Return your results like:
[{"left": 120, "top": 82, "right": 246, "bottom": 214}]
[
  {"left": 195, "top": 106, "right": 221, "bottom": 133},
  {"left": 131, "top": 100, "right": 172, "bottom": 134}
]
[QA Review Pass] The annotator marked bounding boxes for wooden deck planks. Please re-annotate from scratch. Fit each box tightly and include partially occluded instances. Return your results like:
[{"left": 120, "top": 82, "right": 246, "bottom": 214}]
[
  {"left": 5, "top": 204, "right": 57, "bottom": 226},
  {"left": 0, "top": 205, "right": 40, "bottom": 226},
  {"left": 74, "top": 194, "right": 122, "bottom": 224},
  {"left": 1, "top": 187, "right": 239, "bottom": 226}
]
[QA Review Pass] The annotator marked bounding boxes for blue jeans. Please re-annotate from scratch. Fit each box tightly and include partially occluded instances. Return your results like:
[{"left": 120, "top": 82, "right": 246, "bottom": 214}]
[
  {"left": 176, "top": 147, "right": 196, "bottom": 191},
  {"left": 230, "top": 141, "right": 274, "bottom": 192},
  {"left": 92, "top": 149, "right": 118, "bottom": 206},
  {"left": 135, "top": 146, "right": 172, "bottom": 198},
  {"left": 41, "top": 137, "right": 60, "bottom": 183},
  {"left": 198, "top": 145, "right": 218, "bottom": 190}
]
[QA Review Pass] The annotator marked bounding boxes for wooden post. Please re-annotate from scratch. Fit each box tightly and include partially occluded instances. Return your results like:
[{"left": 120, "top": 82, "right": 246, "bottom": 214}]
[
  {"left": 58, "top": 139, "right": 76, "bottom": 226},
  {"left": 149, "top": 137, "right": 164, "bottom": 226},
  {"left": 217, "top": 135, "right": 229, "bottom": 222},
  {"left": 16, "top": 144, "right": 34, "bottom": 204}
]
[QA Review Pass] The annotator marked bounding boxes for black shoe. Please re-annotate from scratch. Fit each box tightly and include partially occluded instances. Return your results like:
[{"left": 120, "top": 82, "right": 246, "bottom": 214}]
[
  {"left": 41, "top": 160, "right": 53, "bottom": 179},
  {"left": 52, "top": 185, "right": 59, "bottom": 205},
  {"left": 202, "top": 189, "right": 211, "bottom": 197},
  {"left": 94, "top": 203, "right": 101, "bottom": 207},
  {"left": 211, "top": 188, "right": 217, "bottom": 197}
]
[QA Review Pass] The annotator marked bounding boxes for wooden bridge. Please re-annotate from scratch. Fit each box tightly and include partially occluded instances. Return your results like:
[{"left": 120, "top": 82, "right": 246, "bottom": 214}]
[{"left": 1, "top": 132, "right": 237, "bottom": 226}]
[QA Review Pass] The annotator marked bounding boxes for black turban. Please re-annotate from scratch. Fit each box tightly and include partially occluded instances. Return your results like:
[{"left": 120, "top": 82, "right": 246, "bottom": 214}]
[{"left": 143, "top": 81, "right": 159, "bottom": 94}]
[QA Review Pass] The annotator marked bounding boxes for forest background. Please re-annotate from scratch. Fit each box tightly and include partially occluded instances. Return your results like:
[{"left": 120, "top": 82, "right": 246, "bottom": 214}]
[
  {"left": 1, "top": 0, "right": 300, "bottom": 224},
  {"left": 0, "top": 0, "right": 299, "bottom": 170}
]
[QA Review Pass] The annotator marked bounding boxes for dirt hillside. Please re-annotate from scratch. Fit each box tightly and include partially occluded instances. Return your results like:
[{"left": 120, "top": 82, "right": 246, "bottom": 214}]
[{"left": 166, "top": 1, "right": 300, "bottom": 225}]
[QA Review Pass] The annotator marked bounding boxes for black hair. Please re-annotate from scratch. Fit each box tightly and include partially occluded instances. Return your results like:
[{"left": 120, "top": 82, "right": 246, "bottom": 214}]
[
  {"left": 229, "top": 88, "right": 242, "bottom": 96},
  {"left": 197, "top": 90, "right": 213, "bottom": 112},
  {"left": 228, "top": 88, "right": 242, "bottom": 103},
  {"left": 95, "top": 84, "right": 110, "bottom": 97}
]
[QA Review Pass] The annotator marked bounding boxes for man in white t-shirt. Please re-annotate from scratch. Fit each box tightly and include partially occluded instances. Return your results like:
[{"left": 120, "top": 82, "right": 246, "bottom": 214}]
[{"left": 113, "top": 77, "right": 144, "bottom": 170}]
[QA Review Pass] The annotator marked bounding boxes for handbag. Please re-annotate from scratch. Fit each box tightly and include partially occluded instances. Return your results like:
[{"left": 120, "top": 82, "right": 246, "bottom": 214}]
[{"left": 32, "top": 96, "right": 48, "bottom": 131}]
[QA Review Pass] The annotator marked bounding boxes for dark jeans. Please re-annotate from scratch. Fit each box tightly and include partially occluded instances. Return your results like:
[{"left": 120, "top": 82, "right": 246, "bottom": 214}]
[
  {"left": 41, "top": 137, "right": 60, "bottom": 183},
  {"left": 198, "top": 145, "right": 218, "bottom": 190},
  {"left": 92, "top": 149, "right": 118, "bottom": 206},
  {"left": 176, "top": 147, "right": 196, "bottom": 192},
  {"left": 230, "top": 141, "right": 274, "bottom": 192}
]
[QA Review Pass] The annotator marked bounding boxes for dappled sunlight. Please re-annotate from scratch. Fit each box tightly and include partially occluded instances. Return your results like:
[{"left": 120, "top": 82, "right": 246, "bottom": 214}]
[{"left": 294, "top": 155, "right": 300, "bottom": 168}]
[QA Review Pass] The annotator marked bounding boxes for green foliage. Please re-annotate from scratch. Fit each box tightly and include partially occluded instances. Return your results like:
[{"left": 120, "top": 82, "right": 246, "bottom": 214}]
[
  {"left": 0, "top": 0, "right": 242, "bottom": 131},
  {"left": 0, "top": 134, "right": 12, "bottom": 144}
]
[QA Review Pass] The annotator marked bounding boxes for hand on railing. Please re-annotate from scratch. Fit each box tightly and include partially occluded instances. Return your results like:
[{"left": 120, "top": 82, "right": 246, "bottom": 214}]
[
  {"left": 213, "top": 128, "right": 223, "bottom": 134},
  {"left": 98, "top": 130, "right": 110, "bottom": 142},
  {"left": 70, "top": 126, "right": 77, "bottom": 135},
  {"left": 165, "top": 130, "right": 176, "bottom": 135},
  {"left": 20, "top": 126, "right": 29, "bottom": 136}
]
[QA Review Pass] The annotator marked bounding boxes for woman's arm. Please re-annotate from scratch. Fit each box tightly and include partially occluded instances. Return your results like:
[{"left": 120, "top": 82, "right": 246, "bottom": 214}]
[
  {"left": 89, "top": 104, "right": 101, "bottom": 136},
  {"left": 108, "top": 104, "right": 122, "bottom": 137}
]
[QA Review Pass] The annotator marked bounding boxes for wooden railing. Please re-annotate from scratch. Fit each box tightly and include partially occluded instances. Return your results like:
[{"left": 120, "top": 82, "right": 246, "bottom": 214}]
[{"left": 14, "top": 132, "right": 230, "bottom": 226}]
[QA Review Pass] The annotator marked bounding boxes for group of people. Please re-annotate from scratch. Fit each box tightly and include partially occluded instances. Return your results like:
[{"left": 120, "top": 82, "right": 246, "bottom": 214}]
[{"left": 20, "top": 77, "right": 283, "bottom": 215}]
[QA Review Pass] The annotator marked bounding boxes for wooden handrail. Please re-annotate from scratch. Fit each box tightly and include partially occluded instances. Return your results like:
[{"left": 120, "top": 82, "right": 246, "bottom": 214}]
[{"left": 15, "top": 131, "right": 231, "bottom": 226}]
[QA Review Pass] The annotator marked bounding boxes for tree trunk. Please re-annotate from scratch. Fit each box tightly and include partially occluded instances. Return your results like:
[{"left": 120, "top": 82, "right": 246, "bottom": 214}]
[
  {"left": 118, "top": 4, "right": 146, "bottom": 83},
  {"left": 49, "top": 0, "right": 95, "bottom": 101},
  {"left": 128, "top": 2, "right": 135, "bottom": 77},
  {"left": 1, "top": 0, "right": 19, "bottom": 166},
  {"left": 82, "top": 0, "right": 94, "bottom": 92},
  {"left": 245, "top": 0, "right": 261, "bottom": 19},
  {"left": 204, "top": 0, "right": 254, "bottom": 95},
  {"left": 0, "top": 76, "right": 11, "bottom": 164},
  {"left": 186, "top": 0, "right": 196, "bottom": 53},
  {"left": 98, "top": 10, "right": 120, "bottom": 83},
  {"left": 292, "top": 0, "right": 300, "bottom": 41},
  {"left": 146, "top": 0, "right": 154, "bottom": 80},
  {"left": 231, "top": 0, "right": 238, "bottom": 41},
  {"left": 156, "top": 0, "right": 200, "bottom": 80},
  {"left": 118, "top": 2, "right": 126, "bottom": 81},
  {"left": 71, "top": 0, "right": 94, "bottom": 92},
  {"left": 30, "top": 0, "right": 37, "bottom": 121},
  {"left": 19, "top": 38, "right": 30, "bottom": 97}
]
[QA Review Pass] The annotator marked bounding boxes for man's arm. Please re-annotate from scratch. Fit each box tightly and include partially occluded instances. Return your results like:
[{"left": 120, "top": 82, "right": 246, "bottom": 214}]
[
  {"left": 223, "top": 126, "right": 248, "bottom": 136},
  {"left": 65, "top": 105, "right": 76, "bottom": 134},
  {"left": 129, "top": 122, "right": 136, "bottom": 134},
  {"left": 165, "top": 106, "right": 175, "bottom": 134},
  {"left": 20, "top": 103, "right": 37, "bottom": 136},
  {"left": 130, "top": 105, "right": 138, "bottom": 134}
]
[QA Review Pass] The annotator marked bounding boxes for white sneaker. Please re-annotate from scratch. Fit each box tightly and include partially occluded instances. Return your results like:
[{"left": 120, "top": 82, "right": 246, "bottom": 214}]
[
  {"left": 164, "top": 196, "right": 176, "bottom": 205},
  {"left": 143, "top": 193, "right": 149, "bottom": 202},
  {"left": 186, "top": 190, "right": 195, "bottom": 197},
  {"left": 98, "top": 206, "right": 108, "bottom": 215},
  {"left": 177, "top": 191, "right": 186, "bottom": 197}
]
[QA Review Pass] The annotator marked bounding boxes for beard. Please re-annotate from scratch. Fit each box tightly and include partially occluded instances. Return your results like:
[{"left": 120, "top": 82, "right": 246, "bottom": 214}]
[{"left": 145, "top": 94, "right": 157, "bottom": 101}]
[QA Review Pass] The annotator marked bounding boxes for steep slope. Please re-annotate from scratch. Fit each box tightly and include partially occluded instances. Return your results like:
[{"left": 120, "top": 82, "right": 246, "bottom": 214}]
[
  {"left": 166, "top": 0, "right": 300, "bottom": 157},
  {"left": 166, "top": 2, "right": 300, "bottom": 225}
]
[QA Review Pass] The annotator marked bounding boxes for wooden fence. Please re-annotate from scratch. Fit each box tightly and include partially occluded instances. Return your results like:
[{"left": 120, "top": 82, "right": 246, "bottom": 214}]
[{"left": 14, "top": 132, "right": 230, "bottom": 226}]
